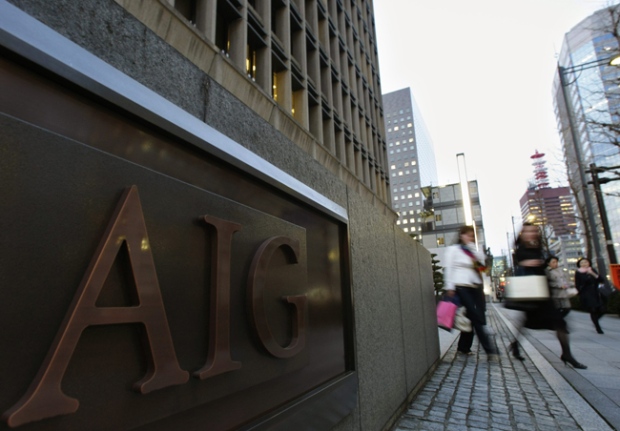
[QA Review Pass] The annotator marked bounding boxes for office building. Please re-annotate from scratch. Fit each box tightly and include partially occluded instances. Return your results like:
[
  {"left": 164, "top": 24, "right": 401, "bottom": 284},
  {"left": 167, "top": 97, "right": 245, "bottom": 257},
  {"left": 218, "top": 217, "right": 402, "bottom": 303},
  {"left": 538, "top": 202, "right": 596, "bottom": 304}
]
[
  {"left": 383, "top": 87, "right": 438, "bottom": 239},
  {"left": 519, "top": 151, "right": 576, "bottom": 237},
  {"left": 553, "top": 5, "right": 620, "bottom": 265},
  {"left": 421, "top": 180, "right": 486, "bottom": 252}
]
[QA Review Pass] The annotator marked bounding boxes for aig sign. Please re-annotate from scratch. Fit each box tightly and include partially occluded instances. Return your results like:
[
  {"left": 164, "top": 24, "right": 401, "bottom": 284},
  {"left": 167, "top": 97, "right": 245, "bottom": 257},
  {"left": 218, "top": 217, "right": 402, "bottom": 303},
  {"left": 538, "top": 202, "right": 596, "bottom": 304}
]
[{"left": 0, "top": 7, "right": 356, "bottom": 429}]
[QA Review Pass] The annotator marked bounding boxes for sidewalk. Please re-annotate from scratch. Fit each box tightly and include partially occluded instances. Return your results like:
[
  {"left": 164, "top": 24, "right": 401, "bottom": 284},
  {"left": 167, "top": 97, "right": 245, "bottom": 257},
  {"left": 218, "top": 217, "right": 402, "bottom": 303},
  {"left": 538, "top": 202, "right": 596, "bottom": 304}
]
[{"left": 392, "top": 302, "right": 619, "bottom": 431}]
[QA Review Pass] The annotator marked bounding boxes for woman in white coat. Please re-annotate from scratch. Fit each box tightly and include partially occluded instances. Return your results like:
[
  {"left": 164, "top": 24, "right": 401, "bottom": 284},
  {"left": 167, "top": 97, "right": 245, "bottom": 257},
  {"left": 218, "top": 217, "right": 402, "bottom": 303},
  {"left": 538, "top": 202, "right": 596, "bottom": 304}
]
[{"left": 444, "top": 225, "right": 498, "bottom": 358}]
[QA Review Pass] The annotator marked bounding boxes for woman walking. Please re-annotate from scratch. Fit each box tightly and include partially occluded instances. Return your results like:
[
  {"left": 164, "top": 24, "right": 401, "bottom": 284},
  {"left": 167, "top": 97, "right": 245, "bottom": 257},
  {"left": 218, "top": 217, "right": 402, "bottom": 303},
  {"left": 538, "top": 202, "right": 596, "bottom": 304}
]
[
  {"left": 444, "top": 225, "right": 498, "bottom": 359},
  {"left": 546, "top": 256, "right": 571, "bottom": 318},
  {"left": 509, "top": 223, "right": 586, "bottom": 369},
  {"left": 574, "top": 258, "right": 605, "bottom": 334}
]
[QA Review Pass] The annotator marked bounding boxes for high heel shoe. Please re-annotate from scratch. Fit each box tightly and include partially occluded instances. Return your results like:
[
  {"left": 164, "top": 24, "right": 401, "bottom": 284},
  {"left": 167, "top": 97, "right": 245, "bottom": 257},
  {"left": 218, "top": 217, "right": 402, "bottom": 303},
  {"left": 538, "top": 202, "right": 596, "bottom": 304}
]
[
  {"left": 561, "top": 355, "right": 587, "bottom": 369},
  {"left": 508, "top": 341, "right": 525, "bottom": 361}
]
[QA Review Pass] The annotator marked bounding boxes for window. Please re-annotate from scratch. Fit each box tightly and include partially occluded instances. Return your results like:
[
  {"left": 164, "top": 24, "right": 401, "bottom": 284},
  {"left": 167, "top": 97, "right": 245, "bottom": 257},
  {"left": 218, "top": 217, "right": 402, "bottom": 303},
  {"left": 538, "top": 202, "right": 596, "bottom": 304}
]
[
  {"left": 415, "top": 193, "right": 420, "bottom": 197},
  {"left": 407, "top": 123, "right": 413, "bottom": 128},
  {"left": 437, "top": 237, "right": 445, "bottom": 246},
  {"left": 435, "top": 214, "right": 442, "bottom": 222}
]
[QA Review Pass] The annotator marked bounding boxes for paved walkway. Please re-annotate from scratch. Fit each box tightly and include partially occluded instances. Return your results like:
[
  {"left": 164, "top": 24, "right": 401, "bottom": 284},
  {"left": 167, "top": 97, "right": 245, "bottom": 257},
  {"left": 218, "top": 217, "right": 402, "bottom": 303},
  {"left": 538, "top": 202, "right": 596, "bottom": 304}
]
[{"left": 392, "top": 302, "right": 620, "bottom": 431}]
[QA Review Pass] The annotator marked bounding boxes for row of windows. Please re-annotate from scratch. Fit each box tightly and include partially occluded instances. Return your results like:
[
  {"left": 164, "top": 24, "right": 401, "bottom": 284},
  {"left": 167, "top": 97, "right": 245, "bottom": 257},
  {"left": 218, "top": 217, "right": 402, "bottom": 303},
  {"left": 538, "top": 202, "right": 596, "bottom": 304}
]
[
  {"left": 393, "top": 201, "right": 421, "bottom": 208},
  {"left": 386, "top": 116, "right": 412, "bottom": 124},
  {"left": 391, "top": 169, "right": 418, "bottom": 176},
  {"left": 393, "top": 185, "right": 416, "bottom": 192},
  {"left": 385, "top": 109, "right": 411, "bottom": 117},
  {"left": 393, "top": 192, "right": 420, "bottom": 200},
  {"left": 390, "top": 161, "right": 417, "bottom": 169},
  {"left": 386, "top": 123, "right": 413, "bottom": 132},
  {"left": 388, "top": 138, "right": 415, "bottom": 146},
  {"left": 389, "top": 147, "right": 415, "bottom": 154},
  {"left": 396, "top": 218, "right": 420, "bottom": 224}
]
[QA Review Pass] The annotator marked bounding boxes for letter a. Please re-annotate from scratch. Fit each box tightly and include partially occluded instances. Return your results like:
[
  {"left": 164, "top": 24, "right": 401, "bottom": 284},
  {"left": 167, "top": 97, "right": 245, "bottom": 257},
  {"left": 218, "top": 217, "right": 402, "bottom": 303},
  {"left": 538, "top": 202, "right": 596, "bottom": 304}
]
[{"left": 2, "top": 186, "right": 189, "bottom": 428}]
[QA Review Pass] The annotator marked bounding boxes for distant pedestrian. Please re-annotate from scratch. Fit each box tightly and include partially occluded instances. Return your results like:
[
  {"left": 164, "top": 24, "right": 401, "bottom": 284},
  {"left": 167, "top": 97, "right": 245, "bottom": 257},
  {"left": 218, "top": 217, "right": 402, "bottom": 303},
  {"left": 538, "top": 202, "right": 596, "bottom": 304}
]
[
  {"left": 574, "top": 257, "right": 605, "bottom": 334},
  {"left": 546, "top": 256, "right": 571, "bottom": 317},
  {"left": 508, "top": 223, "right": 586, "bottom": 369},
  {"left": 443, "top": 225, "right": 498, "bottom": 359}
]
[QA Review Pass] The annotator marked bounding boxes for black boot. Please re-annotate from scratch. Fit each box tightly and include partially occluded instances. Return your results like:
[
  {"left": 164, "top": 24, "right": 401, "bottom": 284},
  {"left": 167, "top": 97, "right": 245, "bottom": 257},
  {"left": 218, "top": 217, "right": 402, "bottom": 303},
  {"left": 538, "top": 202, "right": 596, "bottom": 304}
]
[
  {"left": 509, "top": 341, "right": 525, "bottom": 361},
  {"left": 592, "top": 311, "right": 604, "bottom": 334},
  {"left": 561, "top": 354, "right": 587, "bottom": 369}
]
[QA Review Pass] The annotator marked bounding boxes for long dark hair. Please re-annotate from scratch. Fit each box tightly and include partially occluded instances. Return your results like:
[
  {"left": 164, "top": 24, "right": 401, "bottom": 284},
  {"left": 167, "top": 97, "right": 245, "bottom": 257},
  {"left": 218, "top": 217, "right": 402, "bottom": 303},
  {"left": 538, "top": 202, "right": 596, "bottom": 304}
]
[{"left": 456, "top": 225, "right": 475, "bottom": 245}]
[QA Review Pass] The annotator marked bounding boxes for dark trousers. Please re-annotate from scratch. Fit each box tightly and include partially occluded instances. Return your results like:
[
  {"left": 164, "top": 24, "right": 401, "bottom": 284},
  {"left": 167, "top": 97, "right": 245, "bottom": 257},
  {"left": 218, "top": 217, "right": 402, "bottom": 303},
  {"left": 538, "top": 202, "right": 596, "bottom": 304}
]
[{"left": 456, "top": 286, "right": 496, "bottom": 354}]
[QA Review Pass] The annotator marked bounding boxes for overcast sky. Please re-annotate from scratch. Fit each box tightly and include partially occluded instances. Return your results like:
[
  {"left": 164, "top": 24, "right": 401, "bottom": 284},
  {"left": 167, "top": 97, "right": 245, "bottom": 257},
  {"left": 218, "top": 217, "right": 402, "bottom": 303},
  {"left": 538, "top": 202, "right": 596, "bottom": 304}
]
[{"left": 374, "top": 0, "right": 619, "bottom": 256}]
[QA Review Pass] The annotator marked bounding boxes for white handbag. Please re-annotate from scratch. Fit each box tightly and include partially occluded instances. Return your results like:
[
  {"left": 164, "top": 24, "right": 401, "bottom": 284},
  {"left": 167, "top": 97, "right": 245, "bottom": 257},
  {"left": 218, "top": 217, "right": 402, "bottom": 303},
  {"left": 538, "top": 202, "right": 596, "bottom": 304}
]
[
  {"left": 453, "top": 306, "right": 472, "bottom": 332},
  {"left": 505, "top": 275, "right": 549, "bottom": 300}
]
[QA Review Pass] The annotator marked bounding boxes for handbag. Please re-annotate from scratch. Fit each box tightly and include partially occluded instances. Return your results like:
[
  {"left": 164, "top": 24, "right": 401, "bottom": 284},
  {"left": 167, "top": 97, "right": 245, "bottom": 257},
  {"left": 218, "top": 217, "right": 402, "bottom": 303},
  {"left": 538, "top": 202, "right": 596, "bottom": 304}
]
[
  {"left": 565, "top": 287, "right": 578, "bottom": 298},
  {"left": 505, "top": 275, "right": 549, "bottom": 301},
  {"left": 598, "top": 280, "right": 617, "bottom": 298},
  {"left": 436, "top": 300, "right": 458, "bottom": 331},
  {"left": 453, "top": 306, "right": 472, "bottom": 332}
]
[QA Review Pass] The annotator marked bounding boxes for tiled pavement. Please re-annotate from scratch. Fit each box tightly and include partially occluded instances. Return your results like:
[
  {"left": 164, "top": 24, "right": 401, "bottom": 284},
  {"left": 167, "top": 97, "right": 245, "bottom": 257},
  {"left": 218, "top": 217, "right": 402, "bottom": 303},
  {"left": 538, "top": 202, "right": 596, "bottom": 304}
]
[{"left": 392, "top": 304, "right": 613, "bottom": 431}]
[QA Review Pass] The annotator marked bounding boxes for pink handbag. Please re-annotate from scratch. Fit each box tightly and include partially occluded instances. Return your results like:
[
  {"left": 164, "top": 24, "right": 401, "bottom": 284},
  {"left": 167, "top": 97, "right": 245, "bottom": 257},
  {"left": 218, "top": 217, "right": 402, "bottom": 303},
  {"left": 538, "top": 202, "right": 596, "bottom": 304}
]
[{"left": 436, "top": 300, "right": 458, "bottom": 331}]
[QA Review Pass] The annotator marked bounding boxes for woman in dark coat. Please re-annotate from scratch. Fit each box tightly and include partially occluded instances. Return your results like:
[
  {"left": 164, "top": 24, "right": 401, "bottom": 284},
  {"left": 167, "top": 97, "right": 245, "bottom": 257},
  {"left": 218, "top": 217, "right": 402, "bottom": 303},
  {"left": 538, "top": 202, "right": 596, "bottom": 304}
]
[
  {"left": 574, "top": 258, "right": 605, "bottom": 334},
  {"left": 509, "top": 223, "right": 586, "bottom": 369}
]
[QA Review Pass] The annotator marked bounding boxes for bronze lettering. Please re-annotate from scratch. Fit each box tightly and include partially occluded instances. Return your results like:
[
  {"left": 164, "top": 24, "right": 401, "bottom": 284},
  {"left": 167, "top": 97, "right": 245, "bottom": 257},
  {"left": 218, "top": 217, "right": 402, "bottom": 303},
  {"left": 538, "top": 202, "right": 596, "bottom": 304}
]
[
  {"left": 2, "top": 186, "right": 189, "bottom": 428},
  {"left": 193, "top": 215, "right": 242, "bottom": 379},
  {"left": 248, "top": 237, "right": 308, "bottom": 358}
]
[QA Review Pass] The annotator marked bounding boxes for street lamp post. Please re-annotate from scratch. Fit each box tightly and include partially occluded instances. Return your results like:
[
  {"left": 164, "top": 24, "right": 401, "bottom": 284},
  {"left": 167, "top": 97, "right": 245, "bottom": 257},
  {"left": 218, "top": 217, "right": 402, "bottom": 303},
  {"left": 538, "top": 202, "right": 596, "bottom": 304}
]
[{"left": 557, "top": 55, "right": 620, "bottom": 278}]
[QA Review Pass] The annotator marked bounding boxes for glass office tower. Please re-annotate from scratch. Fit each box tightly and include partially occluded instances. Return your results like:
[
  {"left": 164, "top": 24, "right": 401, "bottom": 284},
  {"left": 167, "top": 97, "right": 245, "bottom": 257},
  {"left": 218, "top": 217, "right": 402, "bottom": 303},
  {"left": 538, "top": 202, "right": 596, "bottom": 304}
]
[
  {"left": 553, "top": 5, "right": 620, "bottom": 266},
  {"left": 383, "top": 87, "right": 438, "bottom": 240}
]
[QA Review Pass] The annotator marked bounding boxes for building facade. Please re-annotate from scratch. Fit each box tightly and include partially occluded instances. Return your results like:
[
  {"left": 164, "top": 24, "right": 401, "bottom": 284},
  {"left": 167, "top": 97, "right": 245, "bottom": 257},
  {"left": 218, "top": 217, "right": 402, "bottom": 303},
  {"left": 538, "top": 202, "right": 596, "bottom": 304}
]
[
  {"left": 383, "top": 87, "right": 438, "bottom": 240},
  {"left": 421, "top": 180, "right": 486, "bottom": 252},
  {"left": 553, "top": 5, "right": 620, "bottom": 267},
  {"left": 0, "top": 1, "right": 439, "bottom": 430},
  {"left": 519, "top": 186, "right": 578, "bottom": 237}
]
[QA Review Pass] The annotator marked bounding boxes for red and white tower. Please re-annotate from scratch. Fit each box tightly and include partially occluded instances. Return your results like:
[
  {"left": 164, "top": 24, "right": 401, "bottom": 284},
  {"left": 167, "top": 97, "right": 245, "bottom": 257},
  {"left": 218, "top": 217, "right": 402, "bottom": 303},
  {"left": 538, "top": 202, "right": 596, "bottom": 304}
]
[{"left": 531, "top": 150, "right": 549, "bottom": 189}]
